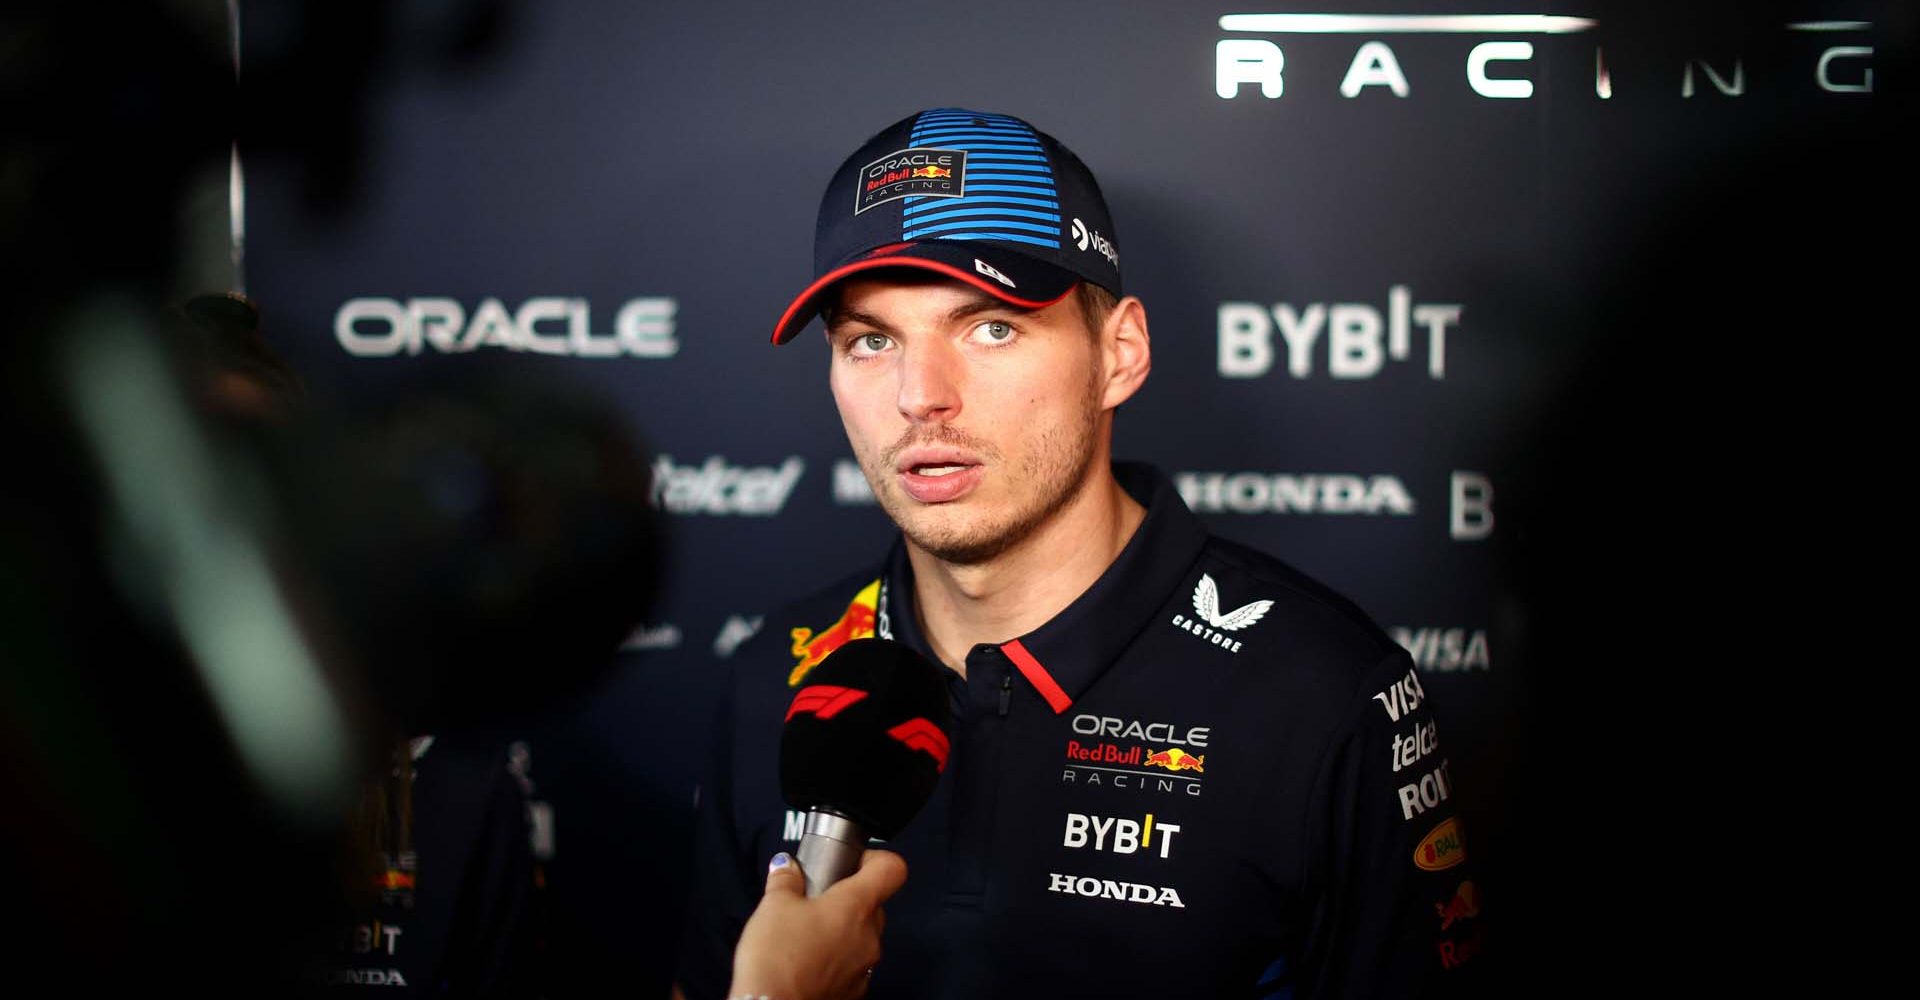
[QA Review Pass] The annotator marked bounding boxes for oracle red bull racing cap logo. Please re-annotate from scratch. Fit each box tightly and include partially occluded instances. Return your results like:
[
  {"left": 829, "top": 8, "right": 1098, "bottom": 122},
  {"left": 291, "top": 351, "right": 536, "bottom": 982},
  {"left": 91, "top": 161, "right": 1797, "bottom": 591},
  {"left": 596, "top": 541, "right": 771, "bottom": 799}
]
[{"left": 854, "top": 147, "right": 967, "bottom": 214}]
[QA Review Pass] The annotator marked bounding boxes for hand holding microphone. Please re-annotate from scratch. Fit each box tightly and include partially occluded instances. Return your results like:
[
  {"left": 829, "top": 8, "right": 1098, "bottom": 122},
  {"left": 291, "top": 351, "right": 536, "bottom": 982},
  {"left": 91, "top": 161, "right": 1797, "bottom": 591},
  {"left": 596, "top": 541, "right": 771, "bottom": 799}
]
[
  {"left": 723, "top": 638, "right": 950, "bottom": 997},
  {"left": 728, "top": 849, "right": 907, "bottom": 1000},
  {"left": 778, "top": 638, "right": 952, "bottom": 896}
]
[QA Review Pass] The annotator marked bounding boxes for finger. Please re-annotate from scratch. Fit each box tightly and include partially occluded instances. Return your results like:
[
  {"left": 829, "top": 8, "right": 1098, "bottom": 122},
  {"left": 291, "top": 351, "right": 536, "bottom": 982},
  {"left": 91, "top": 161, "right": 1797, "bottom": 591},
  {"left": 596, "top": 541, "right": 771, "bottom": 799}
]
[
  {"left": 827, "top": 849, "right": 906, "bottom": 908},
  {"left": 762, "top": 851, "right": 806, "bottom": 898}
]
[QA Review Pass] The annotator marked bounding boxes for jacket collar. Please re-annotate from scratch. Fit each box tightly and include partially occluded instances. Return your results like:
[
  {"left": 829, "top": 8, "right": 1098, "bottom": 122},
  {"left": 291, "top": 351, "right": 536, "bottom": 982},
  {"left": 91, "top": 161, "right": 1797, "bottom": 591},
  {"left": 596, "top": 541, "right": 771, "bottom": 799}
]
[{"left": 879, "top": 462, "right": 1209, "bottom": 714}]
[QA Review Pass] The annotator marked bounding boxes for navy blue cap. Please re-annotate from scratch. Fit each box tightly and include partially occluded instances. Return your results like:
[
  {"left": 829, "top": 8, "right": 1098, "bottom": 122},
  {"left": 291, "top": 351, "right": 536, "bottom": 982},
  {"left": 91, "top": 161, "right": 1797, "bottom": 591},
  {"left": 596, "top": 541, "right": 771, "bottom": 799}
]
[{"left": 771, "top": 107, "right": 1124, "bottom": 345}]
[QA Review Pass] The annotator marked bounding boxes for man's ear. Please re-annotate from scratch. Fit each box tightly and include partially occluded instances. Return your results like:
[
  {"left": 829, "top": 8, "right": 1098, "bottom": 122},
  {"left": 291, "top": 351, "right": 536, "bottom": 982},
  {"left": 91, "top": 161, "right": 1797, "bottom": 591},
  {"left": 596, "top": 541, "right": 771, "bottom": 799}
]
[{"left": 1100, "top": 296, "right": 1151, "bottom": 410}]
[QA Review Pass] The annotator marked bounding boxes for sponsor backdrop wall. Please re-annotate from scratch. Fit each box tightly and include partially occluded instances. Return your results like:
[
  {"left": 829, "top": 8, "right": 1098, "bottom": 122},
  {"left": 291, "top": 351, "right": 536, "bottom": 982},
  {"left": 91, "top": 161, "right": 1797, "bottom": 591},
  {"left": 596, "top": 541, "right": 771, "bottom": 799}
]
[{"left": 245, "top": 1, "right": 1898, "bottom": 992}]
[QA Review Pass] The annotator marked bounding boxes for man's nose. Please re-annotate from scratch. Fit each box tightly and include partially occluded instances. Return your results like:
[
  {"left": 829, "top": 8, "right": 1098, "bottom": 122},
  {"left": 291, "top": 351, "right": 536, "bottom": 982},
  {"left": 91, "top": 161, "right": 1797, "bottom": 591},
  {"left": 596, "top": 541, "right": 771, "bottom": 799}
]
[{"left": 897, "top": 339, "right": 963, "bottom": 423}]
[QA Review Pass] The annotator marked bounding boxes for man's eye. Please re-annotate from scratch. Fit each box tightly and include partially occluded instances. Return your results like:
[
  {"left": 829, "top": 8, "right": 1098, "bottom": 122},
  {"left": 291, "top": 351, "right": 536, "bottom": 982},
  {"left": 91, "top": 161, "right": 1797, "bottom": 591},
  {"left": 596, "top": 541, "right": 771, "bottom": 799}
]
[
  {"left": 973, "top": 320, "right": 1015, "bottom": 343},
  {"left": 849, "top": 333, "right": 891, "bottom": 355}
]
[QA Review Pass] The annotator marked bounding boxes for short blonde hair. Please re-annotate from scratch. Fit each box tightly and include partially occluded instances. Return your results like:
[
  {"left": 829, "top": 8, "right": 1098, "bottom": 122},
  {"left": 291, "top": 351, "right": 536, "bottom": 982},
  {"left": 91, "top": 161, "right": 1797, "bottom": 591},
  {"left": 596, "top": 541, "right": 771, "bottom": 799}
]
[{"left": 1074, "top": 282, "right": 1117, "bottom": 339}]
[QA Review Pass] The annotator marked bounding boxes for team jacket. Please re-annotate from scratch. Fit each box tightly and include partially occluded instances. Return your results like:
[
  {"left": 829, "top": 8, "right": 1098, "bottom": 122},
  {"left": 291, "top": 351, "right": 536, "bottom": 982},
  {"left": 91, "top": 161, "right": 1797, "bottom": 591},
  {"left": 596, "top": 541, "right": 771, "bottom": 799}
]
[
  {"left": 678, "top": 463, "right": 1481, "bottom": 998},
  {"left": 321, "top": 736, "right": 539, "bottom": 996}
]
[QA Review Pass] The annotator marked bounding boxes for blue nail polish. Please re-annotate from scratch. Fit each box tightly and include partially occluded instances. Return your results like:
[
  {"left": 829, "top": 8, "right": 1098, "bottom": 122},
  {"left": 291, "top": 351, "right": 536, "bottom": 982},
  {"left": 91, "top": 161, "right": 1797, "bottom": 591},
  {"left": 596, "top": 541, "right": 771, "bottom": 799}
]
[{"left": 769, "top": 852, "right": 791, "bottom": 871}]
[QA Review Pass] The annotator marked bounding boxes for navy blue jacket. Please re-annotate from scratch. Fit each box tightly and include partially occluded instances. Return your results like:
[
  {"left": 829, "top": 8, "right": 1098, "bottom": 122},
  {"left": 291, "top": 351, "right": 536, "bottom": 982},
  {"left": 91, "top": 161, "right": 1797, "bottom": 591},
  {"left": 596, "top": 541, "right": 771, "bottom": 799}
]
[{"left": 680, "top": 464, "right": 1479, "bottom": 998}]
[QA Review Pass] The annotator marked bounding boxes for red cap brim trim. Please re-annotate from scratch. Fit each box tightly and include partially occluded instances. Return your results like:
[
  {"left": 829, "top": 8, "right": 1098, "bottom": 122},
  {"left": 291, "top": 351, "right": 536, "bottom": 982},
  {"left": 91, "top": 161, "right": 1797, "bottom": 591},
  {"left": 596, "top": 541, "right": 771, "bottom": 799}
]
[{"left": 770, "top": 255, "right": 1075, "bottom": 345}]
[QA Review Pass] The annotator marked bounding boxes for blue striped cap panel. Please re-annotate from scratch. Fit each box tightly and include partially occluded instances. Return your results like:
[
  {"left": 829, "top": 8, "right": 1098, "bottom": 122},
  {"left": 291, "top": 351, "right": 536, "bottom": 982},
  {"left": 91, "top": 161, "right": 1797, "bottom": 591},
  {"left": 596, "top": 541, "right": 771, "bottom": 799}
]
[{"left": 902, "top": 109, "right": 1062, "bottom": 250}]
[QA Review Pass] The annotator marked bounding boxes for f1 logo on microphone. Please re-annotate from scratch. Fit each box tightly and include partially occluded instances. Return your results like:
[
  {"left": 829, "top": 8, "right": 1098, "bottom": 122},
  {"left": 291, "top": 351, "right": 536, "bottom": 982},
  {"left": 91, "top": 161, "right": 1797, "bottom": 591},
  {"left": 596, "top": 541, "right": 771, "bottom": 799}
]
[
  {"left": 889, "top": 719, "right": 950, "bottom": 772},
  {"left": 785, "top": 685, "right": 868, "bottom": 721}
]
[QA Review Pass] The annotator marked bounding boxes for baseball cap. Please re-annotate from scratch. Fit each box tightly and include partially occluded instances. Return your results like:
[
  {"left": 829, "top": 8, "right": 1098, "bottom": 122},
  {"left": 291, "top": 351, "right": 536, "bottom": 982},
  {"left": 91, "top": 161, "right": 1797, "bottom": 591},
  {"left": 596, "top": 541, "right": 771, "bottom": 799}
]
[{"left": 770, "top": 107, "right": 1124, "bottom": 345}]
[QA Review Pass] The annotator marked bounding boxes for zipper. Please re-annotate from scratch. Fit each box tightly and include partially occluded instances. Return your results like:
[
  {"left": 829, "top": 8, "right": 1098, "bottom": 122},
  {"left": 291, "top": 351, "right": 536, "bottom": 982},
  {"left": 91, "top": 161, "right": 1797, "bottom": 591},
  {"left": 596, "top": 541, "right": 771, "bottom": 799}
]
[{"left": 998, "top": 671, "right": 1012, "bottom": 716}]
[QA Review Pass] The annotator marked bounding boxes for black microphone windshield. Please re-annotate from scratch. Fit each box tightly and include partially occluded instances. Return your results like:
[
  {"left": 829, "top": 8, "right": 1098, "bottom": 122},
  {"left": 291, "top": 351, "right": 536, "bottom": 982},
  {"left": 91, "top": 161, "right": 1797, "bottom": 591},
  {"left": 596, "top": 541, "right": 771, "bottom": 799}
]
[{"left": 779, "top": 638, "right": 952, "bottom": 840}]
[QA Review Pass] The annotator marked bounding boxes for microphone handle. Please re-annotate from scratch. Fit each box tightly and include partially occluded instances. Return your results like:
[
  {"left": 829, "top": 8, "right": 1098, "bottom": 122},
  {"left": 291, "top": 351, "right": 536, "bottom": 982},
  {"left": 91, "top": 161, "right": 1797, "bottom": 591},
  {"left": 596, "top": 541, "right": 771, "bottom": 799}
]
[{"left": 795, "top": 808, "right": 869, "bottom": 897}]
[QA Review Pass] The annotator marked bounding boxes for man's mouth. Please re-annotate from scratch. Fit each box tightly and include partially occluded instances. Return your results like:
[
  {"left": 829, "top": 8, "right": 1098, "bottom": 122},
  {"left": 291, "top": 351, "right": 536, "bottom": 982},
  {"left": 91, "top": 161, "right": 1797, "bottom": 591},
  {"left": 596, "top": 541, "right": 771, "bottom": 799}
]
[{"left": 895, "top": 449, "right": 985, "bottom": 503}]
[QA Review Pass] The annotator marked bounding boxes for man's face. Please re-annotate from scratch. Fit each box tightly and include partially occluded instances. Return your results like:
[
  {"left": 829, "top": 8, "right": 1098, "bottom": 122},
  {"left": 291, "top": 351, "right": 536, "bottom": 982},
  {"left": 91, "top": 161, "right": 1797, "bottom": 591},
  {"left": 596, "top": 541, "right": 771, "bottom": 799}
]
[{"left": 826, "top": 274, "right": 1108, "bottom": 566}]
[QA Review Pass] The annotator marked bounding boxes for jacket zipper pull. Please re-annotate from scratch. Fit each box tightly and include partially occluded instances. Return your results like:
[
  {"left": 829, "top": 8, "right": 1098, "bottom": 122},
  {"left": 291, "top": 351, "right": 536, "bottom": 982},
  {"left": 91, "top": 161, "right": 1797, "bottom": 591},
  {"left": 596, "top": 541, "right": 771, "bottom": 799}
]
[{"left": 998, "top": 672, "right": 1012, "bottom": 717}]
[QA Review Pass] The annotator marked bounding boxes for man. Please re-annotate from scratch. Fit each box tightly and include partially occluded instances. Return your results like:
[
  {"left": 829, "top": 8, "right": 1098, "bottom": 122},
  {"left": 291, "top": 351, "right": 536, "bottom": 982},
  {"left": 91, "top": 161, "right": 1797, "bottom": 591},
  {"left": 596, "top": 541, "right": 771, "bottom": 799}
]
[{"left": 679, "top": 108, "right": 1479, "bottom": 998}]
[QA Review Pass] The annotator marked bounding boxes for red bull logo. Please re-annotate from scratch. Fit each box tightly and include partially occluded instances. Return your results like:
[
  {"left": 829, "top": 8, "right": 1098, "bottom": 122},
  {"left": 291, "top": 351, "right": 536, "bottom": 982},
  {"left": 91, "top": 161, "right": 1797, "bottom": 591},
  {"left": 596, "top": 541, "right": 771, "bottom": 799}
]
[
  {"left": 1143, "top": 747, "right": 1205, "bottom": 773},
  {"left": 378, "top": 869, "right": 416, "bottom": 892},
  {"left": 1435, "top": 880, "right": 1479, "bottom": 931},
  {"left": 1437, "top": 922, "right": 1484, "bottom": 970},
  {"left": 1413, "top": 816, "right": 1466, "bottom": 871},
  {"left": 789, "top": 579, "right": 880, "bottom": 686},
  {"left": 909, "top": 165, "right": 952, "bottom": 179}
]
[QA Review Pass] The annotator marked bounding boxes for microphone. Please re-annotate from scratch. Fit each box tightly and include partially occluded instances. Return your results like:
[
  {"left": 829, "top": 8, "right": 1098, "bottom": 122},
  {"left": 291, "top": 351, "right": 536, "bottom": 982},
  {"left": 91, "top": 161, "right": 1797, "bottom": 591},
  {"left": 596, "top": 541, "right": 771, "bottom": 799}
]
[{"left": 779, "top": 638, "right": 952, "bottom": 896}]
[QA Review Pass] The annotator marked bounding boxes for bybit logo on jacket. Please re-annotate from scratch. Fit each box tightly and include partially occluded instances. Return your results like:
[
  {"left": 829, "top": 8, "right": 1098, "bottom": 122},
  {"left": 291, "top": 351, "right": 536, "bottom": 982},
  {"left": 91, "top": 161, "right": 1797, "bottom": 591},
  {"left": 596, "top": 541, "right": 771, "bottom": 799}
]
[
  {"left": 1169, "top": 573, "right": 1272, "bottom": 653},
  {"left": 1063, "top": 812, "right": 1182, "bottom": 859},
  {"left": 328, "top": 920, "right": 408, "bottom": 987}
]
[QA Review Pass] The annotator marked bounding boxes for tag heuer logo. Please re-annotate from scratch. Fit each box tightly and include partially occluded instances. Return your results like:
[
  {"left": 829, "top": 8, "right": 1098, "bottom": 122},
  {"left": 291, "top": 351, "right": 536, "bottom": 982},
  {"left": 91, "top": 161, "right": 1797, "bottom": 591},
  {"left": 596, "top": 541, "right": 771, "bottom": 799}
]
[{"left": 1168, "top": 573, "right": 1272, "bottom": 654}]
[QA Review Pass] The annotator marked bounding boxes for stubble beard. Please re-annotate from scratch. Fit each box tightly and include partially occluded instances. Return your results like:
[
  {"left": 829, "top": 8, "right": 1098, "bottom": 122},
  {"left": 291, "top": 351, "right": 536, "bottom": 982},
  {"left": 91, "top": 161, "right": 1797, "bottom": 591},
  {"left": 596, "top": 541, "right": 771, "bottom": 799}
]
[{"left": 861, "top": 369, "right": 1105, "bottom": 567}]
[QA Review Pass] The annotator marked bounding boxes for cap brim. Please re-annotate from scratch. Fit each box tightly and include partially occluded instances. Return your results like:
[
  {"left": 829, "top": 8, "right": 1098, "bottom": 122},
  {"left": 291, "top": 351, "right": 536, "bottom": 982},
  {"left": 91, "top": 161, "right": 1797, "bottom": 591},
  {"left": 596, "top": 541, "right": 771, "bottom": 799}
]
[{"left": 770, "top": 242, "right": 1078, "bottom": 345}]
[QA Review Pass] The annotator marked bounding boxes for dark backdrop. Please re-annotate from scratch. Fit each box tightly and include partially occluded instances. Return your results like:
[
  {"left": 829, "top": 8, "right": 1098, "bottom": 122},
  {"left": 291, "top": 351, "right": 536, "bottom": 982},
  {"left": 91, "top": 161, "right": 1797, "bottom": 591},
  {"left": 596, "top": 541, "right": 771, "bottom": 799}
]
[{"left": 239, "top": 2, "right": 1907, "bottom": 992}]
